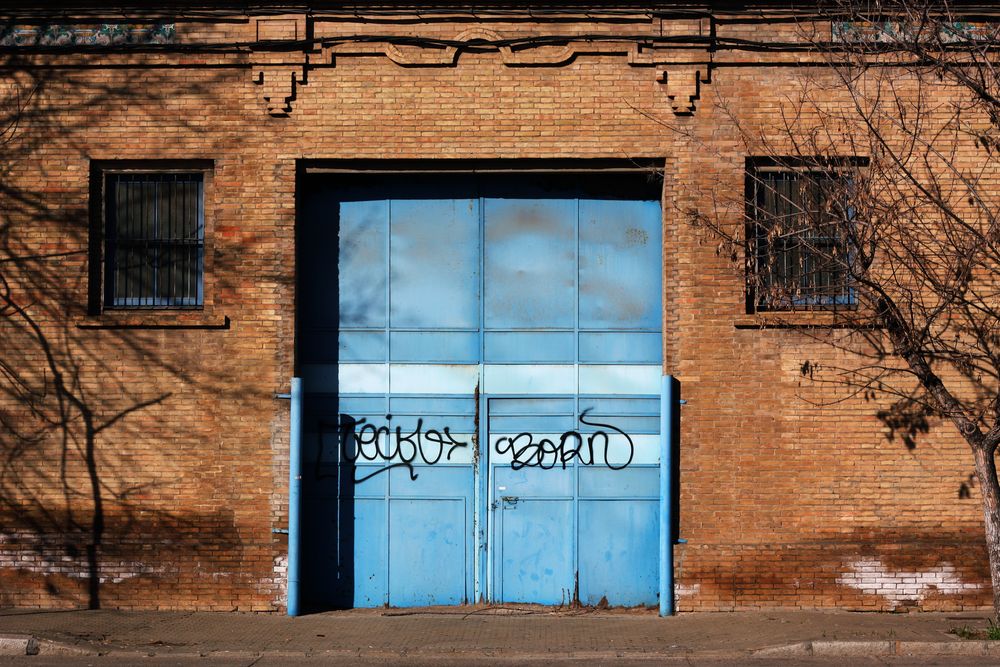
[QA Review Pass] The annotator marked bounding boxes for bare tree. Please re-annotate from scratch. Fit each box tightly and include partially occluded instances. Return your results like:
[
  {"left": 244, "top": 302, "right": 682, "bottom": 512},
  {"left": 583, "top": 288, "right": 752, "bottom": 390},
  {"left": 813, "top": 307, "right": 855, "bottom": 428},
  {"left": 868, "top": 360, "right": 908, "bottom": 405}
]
[{"left": 684, "top": 0, "right": 1000, "bottom": 614}]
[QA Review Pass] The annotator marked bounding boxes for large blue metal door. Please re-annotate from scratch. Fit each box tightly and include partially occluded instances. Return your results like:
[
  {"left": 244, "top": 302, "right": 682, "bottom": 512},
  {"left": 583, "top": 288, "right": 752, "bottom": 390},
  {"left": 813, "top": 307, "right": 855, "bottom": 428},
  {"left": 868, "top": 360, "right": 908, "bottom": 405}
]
[{"left": 298, "top": 172, "right": 662, "bottom": 610}]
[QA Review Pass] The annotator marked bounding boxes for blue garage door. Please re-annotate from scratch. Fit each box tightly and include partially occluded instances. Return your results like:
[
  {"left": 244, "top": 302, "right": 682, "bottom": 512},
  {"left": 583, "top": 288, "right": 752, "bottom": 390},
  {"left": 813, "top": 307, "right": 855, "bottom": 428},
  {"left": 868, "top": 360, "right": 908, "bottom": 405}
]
[{"left": 298, "top": 172, "right": 662, "bottom": 609}]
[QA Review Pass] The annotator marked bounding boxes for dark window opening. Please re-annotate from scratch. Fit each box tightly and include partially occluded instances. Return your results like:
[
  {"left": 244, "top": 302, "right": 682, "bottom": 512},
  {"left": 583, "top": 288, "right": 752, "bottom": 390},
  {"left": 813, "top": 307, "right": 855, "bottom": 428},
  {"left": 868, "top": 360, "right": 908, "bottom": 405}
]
[
  {"left": 104, "top": 172, "right": 204, "bottom": 309},
  {"left": 748, "top": 164, "right": 858, "bottom": 312}
]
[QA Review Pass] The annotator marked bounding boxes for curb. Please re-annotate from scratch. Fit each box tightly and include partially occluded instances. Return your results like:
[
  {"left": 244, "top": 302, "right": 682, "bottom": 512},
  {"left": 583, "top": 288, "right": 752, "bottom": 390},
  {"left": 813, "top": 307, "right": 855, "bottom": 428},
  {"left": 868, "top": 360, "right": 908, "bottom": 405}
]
[
  {"left": 0, "top": 635, "right": 39, "bottom": 656},
  {"left": 754, "top": 640, "right": 998, "bottom": 658},
  {"left": 20, "top": 637, "right": 1000, "bottom": 660},
  {"left": 35, "top": 639, "right": 101, "bottom": 657}
]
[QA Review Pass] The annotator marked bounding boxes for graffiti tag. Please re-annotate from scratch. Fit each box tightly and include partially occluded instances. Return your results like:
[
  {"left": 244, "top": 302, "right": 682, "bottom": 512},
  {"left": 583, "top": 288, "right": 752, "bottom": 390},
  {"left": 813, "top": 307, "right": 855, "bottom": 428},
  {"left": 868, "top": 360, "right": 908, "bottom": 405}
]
[
  {"left": 494, "top": 409, "right": 634, "bottom": 471},
  {"left": 319, "top": 409, "right": 635, "bottom": 484},
  {"left": 331, "top": 414, "right": 469, "bottom": 483}
]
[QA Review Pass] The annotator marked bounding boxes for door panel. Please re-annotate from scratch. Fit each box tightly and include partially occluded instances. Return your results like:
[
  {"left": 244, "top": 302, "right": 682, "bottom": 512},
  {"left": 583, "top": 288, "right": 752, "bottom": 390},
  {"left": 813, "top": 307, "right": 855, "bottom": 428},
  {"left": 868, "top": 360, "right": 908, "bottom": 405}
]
[
  {"left": 579, "top": 199, "right": 662, "bottom": 329},
  {"left": 498, "top": 499, "right": 575, "bottom": 604},
  {"left": 578, "top": 499, "right": 659, "bottom": 606},
  {"left": 354, "top": 498, "right": 389, "bottom": 607},
  {"left": 389, "top": 198, "right": 480, "bottom": 329},
  {"left": 389, "top": 498, "right": 469, "bottom": 606},
  {"left": 339, "top": 199, "right": 388, "bottom": 328},
  {"left": 484, "top": 199, "right": 577, "bottom": 328}
]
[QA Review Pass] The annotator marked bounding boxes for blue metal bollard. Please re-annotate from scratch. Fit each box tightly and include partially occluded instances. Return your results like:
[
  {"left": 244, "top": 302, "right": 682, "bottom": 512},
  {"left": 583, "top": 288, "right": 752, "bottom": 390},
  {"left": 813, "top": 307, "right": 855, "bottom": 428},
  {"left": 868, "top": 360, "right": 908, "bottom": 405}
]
[
  {"left": 288, "top": 377, "right": 303, "bottom": 617},
  {"left": 660, "top": 375, "right": 680, "bottom": 617}
]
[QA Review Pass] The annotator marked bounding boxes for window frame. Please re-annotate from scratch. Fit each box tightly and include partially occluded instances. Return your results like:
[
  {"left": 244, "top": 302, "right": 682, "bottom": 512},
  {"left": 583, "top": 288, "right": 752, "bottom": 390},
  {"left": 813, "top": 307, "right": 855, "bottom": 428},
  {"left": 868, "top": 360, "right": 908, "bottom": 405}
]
[
  {"left": 745, "top": 157, "right": 864, "bottom": 314},
  {"left": 89, "top": 161, "right": 213, "bottom": 315}
]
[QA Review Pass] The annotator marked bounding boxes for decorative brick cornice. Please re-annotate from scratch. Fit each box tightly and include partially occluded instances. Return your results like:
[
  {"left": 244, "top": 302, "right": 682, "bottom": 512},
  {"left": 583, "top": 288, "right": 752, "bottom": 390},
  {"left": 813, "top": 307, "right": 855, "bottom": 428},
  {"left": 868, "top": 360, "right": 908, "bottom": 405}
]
[{"left": 250, "top": 13, "right": 714, "bottom": 115}]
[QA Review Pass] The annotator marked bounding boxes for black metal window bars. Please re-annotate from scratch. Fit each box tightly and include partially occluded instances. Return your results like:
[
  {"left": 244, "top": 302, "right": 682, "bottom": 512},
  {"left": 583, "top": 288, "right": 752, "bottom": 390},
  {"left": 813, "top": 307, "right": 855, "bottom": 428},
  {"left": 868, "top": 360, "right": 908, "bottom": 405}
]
[
  {"left": 748, "top": 166, "right": 857, "bottom": 312},
  {"left": 104, "top": 172, "right": 204, "bottom": 308}
]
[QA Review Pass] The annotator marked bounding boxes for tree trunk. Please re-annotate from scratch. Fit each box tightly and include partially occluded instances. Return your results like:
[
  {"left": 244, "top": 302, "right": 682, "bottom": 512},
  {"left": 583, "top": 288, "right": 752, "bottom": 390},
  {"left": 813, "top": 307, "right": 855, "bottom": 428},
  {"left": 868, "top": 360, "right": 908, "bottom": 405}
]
[{"left": 973, "top": 445, "right": 1000, "bottom": 616}]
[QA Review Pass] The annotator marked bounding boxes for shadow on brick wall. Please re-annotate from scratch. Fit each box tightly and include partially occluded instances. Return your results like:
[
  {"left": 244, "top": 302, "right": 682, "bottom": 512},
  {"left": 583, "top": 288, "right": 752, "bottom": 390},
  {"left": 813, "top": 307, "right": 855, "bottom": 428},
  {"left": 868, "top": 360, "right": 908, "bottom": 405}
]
[{"left": 0, "top": 59, "right": 242, "bottom": 610}]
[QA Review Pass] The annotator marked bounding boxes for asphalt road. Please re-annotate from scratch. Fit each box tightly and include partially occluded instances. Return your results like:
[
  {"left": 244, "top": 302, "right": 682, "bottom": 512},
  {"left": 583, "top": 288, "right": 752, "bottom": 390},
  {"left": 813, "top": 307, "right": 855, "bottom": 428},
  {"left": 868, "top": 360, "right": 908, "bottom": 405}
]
[{"left": 2, "top": 657, "right": 999, "bottom": 666}]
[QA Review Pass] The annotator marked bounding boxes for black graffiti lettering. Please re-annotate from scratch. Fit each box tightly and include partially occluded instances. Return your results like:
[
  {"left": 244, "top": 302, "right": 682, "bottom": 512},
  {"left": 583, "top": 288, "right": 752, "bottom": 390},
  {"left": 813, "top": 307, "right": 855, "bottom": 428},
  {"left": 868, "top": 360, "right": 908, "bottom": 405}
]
[
  {"left": 579, "top": 409, "right": 634, "bottom": 470},
  {"left": 336, "top": 413, "right": 360, "bottom": 464},
  {"left": 393, "top": 418, "right": 421, "bottom": 467},
  {"left": 444, "top": 429, "right": 466, "bottom": 461},
  {"left": 559, "top": 430, "right": 593, "bottom": 467},
  {"left": 332, "top": 413, "right": 470, "bottom": 483},
  {"left": 354, "top": 462, "right": 418, "bottom": 484},
  {"left": 496, "top": 433, "right": 552, "bottom": 470},
  {"left": 319, "top": 409, "right": 631, "bottom": 482},
  {"left": 421, "top": 428, "right": 445, "bottom": 465},
  {"left": 358, "top": 421, "right": 389, "bottom": 462},
  {"left": 496, "top": 409, "right": 634, "bottom": 471}
]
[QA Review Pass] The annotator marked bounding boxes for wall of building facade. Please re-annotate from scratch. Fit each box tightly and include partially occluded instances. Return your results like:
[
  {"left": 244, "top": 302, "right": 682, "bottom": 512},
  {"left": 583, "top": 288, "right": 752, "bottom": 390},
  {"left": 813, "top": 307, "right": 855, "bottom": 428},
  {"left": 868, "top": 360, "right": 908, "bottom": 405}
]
[{"left": 0, "top": 4, "right": 989, "bottom": 611}]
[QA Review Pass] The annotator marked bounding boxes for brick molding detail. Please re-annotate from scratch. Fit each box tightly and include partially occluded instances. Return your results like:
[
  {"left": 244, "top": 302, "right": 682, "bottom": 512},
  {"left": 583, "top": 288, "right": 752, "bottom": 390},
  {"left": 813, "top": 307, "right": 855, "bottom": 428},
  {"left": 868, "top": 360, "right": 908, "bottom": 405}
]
[
  {"left": 333, "top": 34, "right": 712, "bottom": 70},
  {"left": 658, "top": 65, "right": 712, "bottom": 115},
  {"left": 251, "top": 62, "right": 307, "bottom": 115},
  {"left": 378, "top": 28, "right": 578, "bottom": 67}
]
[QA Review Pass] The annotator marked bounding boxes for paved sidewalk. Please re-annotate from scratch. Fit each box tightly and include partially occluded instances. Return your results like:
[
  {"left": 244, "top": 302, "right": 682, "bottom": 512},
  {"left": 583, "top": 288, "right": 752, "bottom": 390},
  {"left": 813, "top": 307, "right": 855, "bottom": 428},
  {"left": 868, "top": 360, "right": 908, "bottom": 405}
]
[{"left": 0, "top": 605, "right": 996, "bottom": 660}]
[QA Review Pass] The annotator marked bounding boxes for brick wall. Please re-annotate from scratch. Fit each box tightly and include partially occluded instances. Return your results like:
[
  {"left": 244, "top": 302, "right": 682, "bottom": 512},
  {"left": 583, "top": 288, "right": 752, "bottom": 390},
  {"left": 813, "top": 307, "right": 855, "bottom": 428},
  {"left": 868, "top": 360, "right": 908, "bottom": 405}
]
[{"left": 0, "top": 5, "right": 991, "bottom": 611}]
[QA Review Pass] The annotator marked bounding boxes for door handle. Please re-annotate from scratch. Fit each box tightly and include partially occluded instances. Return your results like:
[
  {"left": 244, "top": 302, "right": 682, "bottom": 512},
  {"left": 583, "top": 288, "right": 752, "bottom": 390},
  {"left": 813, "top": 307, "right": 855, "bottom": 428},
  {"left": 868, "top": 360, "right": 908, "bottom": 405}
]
[{"left": 501, "top": 495, "right": 520, "bottom": 507}]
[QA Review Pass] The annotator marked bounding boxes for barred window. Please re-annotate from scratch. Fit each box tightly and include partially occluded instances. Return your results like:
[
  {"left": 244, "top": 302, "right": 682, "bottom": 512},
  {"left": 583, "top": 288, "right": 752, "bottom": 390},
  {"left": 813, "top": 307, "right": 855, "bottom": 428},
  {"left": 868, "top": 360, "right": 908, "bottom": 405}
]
[
  {"left": 748, "top": 165, "right": 856, "bottom": 311},
  {"left": 104, "top": 173, "right": 204, "bottom": 308}
]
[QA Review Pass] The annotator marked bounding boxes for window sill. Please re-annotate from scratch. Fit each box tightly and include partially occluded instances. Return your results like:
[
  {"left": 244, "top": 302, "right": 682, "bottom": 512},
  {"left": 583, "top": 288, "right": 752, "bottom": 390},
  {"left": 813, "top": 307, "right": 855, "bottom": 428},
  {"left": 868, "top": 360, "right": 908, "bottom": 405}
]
[
  {"left": 734, "top": 311, "right": 879, "bottom": 329},
  {"left": 76, "top": 313, "right": 230, "bottom": 330}
]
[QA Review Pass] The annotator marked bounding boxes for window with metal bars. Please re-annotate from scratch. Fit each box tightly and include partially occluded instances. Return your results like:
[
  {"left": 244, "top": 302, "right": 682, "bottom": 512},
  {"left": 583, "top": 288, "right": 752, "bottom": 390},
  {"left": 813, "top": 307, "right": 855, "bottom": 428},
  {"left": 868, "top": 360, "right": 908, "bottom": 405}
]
[
  {"left": 748, "top": 165, "right": 857, "bottom": 312},
  {"left": 104, "top": 172, "right": 204, "bottom": 308}
]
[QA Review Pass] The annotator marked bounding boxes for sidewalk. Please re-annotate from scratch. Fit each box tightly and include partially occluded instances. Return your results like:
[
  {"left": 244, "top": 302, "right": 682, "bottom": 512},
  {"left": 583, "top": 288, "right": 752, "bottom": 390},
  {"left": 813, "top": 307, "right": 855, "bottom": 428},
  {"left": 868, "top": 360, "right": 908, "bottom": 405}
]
[{"left": 0, "top": 605, "right": 997, "bottom": 660}]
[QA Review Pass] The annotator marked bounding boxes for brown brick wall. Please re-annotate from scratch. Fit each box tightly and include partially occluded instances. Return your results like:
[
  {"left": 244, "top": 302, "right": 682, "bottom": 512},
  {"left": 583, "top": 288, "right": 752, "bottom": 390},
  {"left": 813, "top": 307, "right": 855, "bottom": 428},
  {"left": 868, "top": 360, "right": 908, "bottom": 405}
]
[{"left": 0, "top": 7, "right": 990, "bottom": 612}]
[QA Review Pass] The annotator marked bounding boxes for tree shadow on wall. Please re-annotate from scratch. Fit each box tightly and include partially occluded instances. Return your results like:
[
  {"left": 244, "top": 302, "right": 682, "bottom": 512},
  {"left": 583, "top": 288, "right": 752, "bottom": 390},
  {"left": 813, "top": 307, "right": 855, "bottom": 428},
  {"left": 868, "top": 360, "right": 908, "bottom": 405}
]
[
  {"left": 874, "top": 389, "right": 986, "bottom": 502},
  {"left": 876, "top": 394, "right": 932, "bottom": 453},
  {"left": 0, "top": 57, "right": 249, "bottom": 610},
  {"left": 799, "top": 319, "right": 997, "bottom": 504}
]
